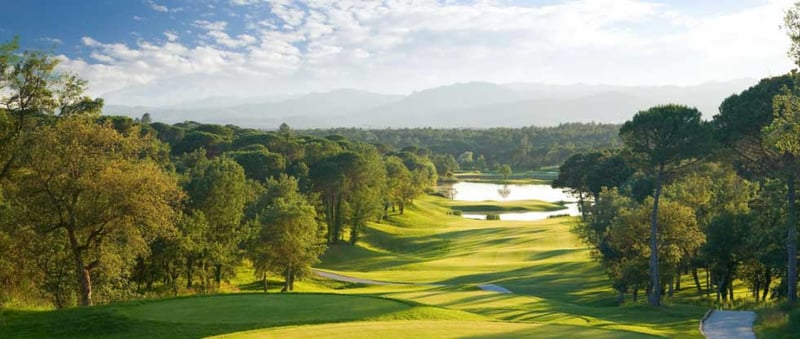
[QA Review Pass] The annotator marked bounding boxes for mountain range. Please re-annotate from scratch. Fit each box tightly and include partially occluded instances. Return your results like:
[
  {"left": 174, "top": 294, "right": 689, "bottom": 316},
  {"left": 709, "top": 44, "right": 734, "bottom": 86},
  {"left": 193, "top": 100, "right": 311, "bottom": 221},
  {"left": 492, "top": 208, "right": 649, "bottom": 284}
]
[{"left": 104, "top": 79, "right": 757, "bottom": 129}]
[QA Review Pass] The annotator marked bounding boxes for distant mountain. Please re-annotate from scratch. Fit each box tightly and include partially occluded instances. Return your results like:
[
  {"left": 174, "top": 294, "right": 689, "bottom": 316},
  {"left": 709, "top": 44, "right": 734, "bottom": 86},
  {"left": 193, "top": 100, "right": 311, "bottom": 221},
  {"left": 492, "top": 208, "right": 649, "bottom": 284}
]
[
  {"left": 104, "top": 89, "right": 402, "bottom": 128},
  {"left": 103, "top": 79, "right": 756, "bottom": 128}
]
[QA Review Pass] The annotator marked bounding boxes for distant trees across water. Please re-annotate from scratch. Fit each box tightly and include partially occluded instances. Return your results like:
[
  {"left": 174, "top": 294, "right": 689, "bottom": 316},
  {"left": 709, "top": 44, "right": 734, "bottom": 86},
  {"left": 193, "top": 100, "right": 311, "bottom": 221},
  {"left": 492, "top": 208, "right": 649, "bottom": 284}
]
[{"left": 299, "top": 123, "right": 622, "bottom": 172}]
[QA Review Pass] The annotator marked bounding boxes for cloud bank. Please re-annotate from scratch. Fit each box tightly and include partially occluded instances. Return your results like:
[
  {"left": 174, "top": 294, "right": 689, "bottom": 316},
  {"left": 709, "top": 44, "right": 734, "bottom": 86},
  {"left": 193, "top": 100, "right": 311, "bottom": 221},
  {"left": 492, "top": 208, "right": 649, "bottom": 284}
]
[{"left": 58, "top": 0, "right": 797, "bottom": 106}]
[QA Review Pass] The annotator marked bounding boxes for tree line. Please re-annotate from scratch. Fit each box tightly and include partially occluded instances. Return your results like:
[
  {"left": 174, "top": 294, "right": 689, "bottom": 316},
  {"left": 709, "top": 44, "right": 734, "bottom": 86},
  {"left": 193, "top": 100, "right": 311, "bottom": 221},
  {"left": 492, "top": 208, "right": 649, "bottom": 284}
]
[
  {"left": 301, "top": 123, "right": 621, "bottom": 172},
  {"left": 0, "top": 38, "right": 439, "bottom": 308},
  {"left": 554, "top": 52, "right": 800, "bottom": 309}
]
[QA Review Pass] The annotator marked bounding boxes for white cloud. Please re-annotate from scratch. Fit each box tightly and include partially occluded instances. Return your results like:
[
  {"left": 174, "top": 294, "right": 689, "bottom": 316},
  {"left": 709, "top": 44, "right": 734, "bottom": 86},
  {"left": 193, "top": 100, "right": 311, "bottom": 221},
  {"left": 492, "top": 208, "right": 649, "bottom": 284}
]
[
  {"left": 81, "top": 36, "right": 101, "bottom": 47},
  {"left": 41, "top": 37, "right": 63, "bottom": 45},
  {"left": 193, "top": 20, "right": 228, "bottom": 31},
  {"left": 61, "top": 0, "right": 798, "bottom": 106},
  {"left": 164, "top": 31, "right": 179, "bottom": 42},
  {"left": 229, "top": 0, "right": 264, "bottom": 5},
  {"left": 149, "top": 1, "right": 168, "bottom": 13}
]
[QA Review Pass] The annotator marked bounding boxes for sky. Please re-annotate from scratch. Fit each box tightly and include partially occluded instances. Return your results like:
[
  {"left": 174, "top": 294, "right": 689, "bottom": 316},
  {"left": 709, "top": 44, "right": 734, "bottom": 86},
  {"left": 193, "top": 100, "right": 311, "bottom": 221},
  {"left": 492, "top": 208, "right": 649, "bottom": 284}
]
[{"left": 0, "top": 0, "right": 797, "bottom": 106}]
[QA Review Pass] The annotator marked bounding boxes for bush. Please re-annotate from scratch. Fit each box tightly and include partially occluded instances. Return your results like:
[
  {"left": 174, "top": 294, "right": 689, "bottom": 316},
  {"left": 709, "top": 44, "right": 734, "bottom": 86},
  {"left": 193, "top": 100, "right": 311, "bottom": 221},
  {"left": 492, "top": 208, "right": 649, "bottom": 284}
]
[
  {"left": 450, "top": 210, "right": 462, "bottom": 216},
  {"left": 486, "top": 213, "right": 500, "bottom": 220}
]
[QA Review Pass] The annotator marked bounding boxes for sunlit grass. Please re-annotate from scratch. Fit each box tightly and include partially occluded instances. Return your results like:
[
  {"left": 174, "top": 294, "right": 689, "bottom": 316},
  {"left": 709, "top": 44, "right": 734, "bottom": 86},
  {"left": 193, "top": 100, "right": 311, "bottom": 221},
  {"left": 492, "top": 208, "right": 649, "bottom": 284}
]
[
  {"left": 215, "top": 320, "right": 653, "bottom": 339},
  {"left": 1, "top": 193, "right": 711, "bottom": 338},
  {"left": 315, "top": 194, "right": 706, "bottom": 338}
]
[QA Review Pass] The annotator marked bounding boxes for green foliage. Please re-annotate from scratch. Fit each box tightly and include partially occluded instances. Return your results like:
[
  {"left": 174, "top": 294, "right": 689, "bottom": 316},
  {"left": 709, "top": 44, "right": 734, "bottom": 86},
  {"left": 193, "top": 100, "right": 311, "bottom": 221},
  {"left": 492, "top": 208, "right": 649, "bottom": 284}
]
[
  {"left": 619, "top": 104, "right": 711, "bottom": 306},
  {"left": 249, "top": 175, "right": 326, "bottom": 290},
  {"left": 8, "top": 115, "right": 181, "bottom": 306},
  {"left": 302, "top": 123, "right": 622, "bottom": 171},
  {"left": 619, "top": 105, "right": 710, "bottom": 172},
  {"left": 228, "top": 148, "right": 286, "bottom": 182},
  {"left": 785, "top": 2, "right": 800, "bottom": 67},
  {"left": 498, "top": 164, "right": 512, "bottom": 180},
  {"left": 182, "top": 155, "right": 248, "bottom": 287}
]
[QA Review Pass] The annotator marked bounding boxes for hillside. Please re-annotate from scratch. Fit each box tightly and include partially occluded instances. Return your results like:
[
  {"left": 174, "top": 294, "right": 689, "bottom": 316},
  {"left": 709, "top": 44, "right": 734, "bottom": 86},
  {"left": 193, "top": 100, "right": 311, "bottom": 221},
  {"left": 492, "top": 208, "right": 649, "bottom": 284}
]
[{"left": 103, "top": 80, "right": 754, "bottom": 129}]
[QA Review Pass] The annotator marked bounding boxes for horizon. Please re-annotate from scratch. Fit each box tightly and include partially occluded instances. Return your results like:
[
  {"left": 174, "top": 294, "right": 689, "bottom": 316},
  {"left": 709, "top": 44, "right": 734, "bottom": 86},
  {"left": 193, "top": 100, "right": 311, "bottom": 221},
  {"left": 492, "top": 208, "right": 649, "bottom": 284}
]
[{"left": 1, "top": 0, "right": 795, "bottom": 107}]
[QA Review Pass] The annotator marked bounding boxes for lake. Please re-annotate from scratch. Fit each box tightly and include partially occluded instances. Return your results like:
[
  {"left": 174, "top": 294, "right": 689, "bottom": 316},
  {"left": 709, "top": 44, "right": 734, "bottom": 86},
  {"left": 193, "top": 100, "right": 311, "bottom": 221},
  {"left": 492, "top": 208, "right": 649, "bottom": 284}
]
[{"left": 441, "top": 182, "right": 580, "bottom": 221}]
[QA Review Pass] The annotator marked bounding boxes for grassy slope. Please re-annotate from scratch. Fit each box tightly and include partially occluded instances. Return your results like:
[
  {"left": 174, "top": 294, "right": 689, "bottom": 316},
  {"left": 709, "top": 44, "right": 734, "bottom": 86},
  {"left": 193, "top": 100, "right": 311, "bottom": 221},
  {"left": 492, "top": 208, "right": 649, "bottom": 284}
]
[
  {"left": 316, "top": 194, "right": 705, "bottom": 338},
  {"left": 0, "top": 294, "right": 479, "bottom": 338},
  {"left": 754, "top": 305, "right": 800, "bottom": 338},
  {"left": 1, "top": 194, "right": 705, "bottom": 338}
]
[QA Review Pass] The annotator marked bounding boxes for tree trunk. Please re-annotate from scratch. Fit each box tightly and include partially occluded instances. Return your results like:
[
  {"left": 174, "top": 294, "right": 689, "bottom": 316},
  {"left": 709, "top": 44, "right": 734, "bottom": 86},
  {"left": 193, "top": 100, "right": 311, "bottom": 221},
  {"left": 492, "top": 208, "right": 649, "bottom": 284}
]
[
  {"left": 763, "top": 273, "right": 772, "bottom": 301},
  {"left": 648, "top": 167, "right": 663, "bottom": 306},
  {"left": 282, "top": 268, "right": 290, "bottom": 292},
  {"left": 692, "top": 266, "right": 702, "bottom": 293},
  {"left": 668, "top": 280, "right": 674, "bottom": 297},
  {"left": 214, "top": 264, "right": 223, "bottom": 286},
  {"left": 186, "top": 257, "right": 194, "bottom": 289},
  {"left": 67, "top": 228, "right": 92, "bottom": 307},
  {"left": 262, "top": 272, "right": 268, "bottom": 293},
  {"left": 754, "top": 275, "right": 761, "bottom": 302},
  {"left": 787, "top": 173, "right": 797, "bottom": 303},
  {"left": 289, "top": 267, "right": 295, "bottom": 291}
]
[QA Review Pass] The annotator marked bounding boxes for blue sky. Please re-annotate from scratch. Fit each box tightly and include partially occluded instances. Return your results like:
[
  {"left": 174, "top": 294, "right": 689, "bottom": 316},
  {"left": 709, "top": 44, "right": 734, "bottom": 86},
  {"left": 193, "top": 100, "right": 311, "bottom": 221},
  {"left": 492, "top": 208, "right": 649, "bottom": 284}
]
[{"left": 0, "top": 0, "right": 795, "bottom": 106}]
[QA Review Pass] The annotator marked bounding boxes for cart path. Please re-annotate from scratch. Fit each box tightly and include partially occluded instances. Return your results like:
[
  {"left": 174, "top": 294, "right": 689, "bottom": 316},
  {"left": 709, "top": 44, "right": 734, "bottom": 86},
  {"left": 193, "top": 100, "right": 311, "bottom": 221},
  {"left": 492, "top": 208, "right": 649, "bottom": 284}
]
[
  {"left": 702, "top": 310, "right": 756, "bottom": 339},
  {"left": 313, "top": 269, "right": 512, "bottom": 294}
]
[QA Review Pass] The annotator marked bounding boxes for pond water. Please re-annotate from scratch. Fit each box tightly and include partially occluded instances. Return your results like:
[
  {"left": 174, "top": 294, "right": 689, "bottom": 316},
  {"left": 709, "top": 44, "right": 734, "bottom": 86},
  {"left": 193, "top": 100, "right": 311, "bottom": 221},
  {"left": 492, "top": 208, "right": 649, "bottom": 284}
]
[{"left": 441, "top": 182, "right": 580, "bottom": 221}]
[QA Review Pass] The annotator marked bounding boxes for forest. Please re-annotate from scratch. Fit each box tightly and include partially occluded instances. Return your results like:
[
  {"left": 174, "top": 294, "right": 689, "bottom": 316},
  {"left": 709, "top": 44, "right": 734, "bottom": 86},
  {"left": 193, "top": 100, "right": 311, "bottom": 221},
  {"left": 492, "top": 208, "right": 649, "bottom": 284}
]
[
  {"left": 0, "top": 37, "right": 619, "bottom": 309},
  {"left": 301, "top": 123, "right": 621, "bottom": 171},
  {"left": 0, "top": 10, "right": 799, "bottom": 332}
]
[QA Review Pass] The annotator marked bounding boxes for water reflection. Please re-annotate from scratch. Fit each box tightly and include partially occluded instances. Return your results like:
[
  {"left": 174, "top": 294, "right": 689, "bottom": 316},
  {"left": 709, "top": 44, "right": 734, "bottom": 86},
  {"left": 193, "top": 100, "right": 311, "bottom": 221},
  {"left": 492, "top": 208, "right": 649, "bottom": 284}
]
[
  {"left": 442, "top": 182, "right": 580, "bottom": 221},
  {"left": 444, "top": 182, "right": 576, "bottom": 203},
  {"left": 497, "top": 185, "right": 511, "bottom": 199}
]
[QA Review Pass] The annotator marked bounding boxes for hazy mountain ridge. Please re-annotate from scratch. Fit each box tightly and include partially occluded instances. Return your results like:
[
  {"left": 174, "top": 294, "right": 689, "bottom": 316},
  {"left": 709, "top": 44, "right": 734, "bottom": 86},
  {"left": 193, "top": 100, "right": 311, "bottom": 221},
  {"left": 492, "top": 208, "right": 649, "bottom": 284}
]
[{"left": 104, "top": 79, "right": 756, "bottom": 128}]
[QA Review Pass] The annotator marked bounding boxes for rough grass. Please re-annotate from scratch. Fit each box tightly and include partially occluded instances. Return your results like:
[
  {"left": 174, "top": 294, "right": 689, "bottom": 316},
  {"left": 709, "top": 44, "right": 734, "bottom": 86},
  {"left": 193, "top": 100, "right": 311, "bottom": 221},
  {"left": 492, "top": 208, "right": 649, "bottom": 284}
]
[{"left": 754, "top": 304, "right": 800, "bottom": 339}]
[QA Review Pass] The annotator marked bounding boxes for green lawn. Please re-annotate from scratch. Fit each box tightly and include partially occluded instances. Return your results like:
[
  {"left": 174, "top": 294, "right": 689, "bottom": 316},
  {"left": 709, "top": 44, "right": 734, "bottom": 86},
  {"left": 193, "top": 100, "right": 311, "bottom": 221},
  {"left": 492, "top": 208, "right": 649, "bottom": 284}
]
[
  {"left": 1, "top": 194, "right": 708, "bottom": 338},
  {"left": 0, "top": 293, "right": 479, "bottom": 338},
  {"left": 217, "top": 320, "right": 654, "bottom": 339},
  {"left": 316, "top": 195, "right": 706, "bottom": 338}
]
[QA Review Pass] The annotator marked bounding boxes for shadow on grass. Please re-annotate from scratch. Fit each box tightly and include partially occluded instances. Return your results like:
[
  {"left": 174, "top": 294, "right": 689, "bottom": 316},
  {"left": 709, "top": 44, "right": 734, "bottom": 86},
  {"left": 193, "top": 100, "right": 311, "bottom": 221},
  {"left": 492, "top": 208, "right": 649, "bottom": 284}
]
[
  {"left": 461, "top": 323, "right": 660, "bottom": 339},
  {"left": 1, "top": 293, "right": 449, "bottom": 338}
]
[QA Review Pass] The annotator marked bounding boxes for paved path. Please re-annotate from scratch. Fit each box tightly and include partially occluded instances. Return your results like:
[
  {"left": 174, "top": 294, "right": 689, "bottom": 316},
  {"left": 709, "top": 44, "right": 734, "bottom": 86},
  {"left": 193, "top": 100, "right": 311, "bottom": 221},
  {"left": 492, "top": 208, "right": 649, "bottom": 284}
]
[
  {"left": 477, "top": 284, "right": 512, "bottom": 293},
  {"left": 313, "top": 269, "right": 512, "bottom": 293},
  {"left": 313, "top": 270, "right": 397, "bottom": 285},
  {"left": 702, "top": 310, "right": 756, "bottom": 339}
]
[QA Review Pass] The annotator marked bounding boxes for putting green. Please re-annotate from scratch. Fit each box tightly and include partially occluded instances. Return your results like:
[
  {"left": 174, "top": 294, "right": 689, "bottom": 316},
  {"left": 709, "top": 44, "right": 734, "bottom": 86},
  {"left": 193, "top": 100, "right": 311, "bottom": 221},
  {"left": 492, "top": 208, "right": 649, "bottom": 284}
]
[
  {"left": 121, "top": 294, "right": 410, "bottom": 325},
  {"left": 213, "top": 320, "right": 656, "bottom": 338}
]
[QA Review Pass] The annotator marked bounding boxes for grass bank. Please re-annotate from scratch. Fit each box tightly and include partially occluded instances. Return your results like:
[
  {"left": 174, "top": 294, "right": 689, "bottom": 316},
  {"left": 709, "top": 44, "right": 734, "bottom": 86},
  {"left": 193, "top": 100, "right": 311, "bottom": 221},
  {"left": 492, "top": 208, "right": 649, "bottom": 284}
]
[
  {"left": 451, "top": 170, "right": 554, "bottom": 184},
  {"left": 445, "top": 199, "right": 566, "bottom": 213}
]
